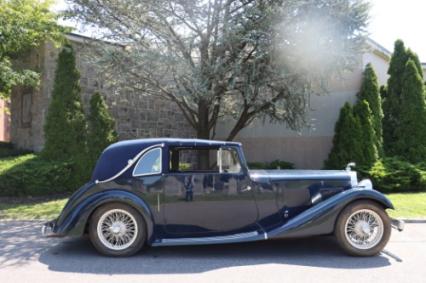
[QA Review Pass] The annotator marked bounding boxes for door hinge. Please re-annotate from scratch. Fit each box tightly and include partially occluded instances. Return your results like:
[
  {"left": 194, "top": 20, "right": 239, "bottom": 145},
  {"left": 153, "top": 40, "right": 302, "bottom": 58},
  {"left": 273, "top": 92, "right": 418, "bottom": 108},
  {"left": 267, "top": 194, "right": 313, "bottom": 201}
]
[{"left": 283, "top": 209, "right": 289, "bottom": 218}]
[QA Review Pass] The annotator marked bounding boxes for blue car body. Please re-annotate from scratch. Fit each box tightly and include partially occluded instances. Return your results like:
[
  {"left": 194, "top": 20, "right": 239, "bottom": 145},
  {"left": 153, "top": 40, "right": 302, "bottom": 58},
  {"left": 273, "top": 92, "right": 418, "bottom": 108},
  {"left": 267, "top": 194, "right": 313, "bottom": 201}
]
[{"left": 45, "top": 138, "right": 394, "bottom": 246}]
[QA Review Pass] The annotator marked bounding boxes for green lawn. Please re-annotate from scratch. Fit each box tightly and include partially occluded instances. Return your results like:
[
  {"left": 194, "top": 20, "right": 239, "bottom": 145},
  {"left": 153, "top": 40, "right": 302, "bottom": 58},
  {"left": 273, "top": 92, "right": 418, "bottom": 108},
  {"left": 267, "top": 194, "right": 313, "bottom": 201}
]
[
  {"left": 386, "top": 192, "right": 426, "bottom": 219},
  {"left": 0, "top": 193, "right": 425, "bottom": 220},
  {"left": 0, "top": 198, "right": 67, "bottom": 220}
]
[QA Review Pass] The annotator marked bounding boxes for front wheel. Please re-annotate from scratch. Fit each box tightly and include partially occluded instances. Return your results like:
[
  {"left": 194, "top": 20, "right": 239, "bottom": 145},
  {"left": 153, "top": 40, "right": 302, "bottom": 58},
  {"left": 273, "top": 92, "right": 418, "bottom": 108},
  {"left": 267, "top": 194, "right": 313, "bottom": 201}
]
[
  {"left": 89, "top": 203, "right": 146, "bottom": 256},
  {"left": 335, "top": 201, "right": 391, "bottom": 256}
]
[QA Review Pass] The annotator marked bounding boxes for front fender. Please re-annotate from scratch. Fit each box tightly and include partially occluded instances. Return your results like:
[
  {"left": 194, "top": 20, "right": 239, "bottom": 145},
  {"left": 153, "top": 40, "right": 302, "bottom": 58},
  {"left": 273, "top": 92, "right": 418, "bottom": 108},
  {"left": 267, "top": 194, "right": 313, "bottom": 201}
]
[
  {"left": 53, "top": 189, "right": 154, "bottom": 241},
  {"left": 268, "top": 188, "right": 393, "bottom": 239}
]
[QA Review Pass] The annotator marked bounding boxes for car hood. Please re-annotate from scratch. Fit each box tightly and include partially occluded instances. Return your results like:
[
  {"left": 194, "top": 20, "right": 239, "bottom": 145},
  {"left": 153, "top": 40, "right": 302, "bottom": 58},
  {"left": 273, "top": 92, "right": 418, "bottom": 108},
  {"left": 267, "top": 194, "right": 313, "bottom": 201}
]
[{"left": 249, "top": 169, "right": 357, "bottom": 185}]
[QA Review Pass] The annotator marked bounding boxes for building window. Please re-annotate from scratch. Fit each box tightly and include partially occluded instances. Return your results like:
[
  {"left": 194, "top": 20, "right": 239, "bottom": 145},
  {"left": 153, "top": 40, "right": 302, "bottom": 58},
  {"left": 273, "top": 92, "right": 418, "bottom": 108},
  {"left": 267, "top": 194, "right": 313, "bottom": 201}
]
[{"left": 21, "top": 92, "right": 32, "bottom": 128}]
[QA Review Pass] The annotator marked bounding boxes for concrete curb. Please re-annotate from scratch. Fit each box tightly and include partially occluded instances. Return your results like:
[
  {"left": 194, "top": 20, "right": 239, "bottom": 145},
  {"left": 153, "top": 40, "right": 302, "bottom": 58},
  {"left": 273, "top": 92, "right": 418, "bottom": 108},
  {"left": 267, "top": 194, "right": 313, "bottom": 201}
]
[{"left": 400, "top": 218, "right": 426, "bottom": 223}]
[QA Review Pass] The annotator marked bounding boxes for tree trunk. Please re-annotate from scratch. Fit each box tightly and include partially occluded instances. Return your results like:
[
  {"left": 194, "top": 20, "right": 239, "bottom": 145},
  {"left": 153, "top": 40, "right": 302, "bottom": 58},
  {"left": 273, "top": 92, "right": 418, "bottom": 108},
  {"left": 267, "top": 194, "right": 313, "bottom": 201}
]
[
  {"left": 196, "top": 99, "right": 210, "bottom": 169},
  {"left": 226, "top": 109, "right": 250, "bottom": 141}
]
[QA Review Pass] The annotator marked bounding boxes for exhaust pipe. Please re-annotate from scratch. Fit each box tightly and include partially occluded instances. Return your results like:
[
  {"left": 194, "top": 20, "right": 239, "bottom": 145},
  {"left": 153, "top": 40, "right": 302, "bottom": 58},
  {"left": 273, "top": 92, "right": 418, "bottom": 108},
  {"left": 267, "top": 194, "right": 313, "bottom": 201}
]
[{"left": 391, "top": 218, "right": 405, "bottom": 232}]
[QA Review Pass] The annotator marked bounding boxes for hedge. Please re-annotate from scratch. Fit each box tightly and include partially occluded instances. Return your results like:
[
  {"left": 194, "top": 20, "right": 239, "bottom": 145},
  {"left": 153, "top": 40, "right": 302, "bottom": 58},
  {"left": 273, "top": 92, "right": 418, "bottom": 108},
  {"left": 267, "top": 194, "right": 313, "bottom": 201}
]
[
  {"left": 0, "top": 154, "right": 79, "bottom": 197},
  {"left": 360, "top": 157, "right": 426, "bottom": 193}
]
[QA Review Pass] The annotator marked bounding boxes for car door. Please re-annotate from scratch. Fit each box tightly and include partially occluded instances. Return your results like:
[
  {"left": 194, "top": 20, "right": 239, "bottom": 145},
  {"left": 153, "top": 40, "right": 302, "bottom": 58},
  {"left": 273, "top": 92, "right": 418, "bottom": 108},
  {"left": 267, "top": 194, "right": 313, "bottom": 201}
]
[{"left": 162, "top": 146, "right": 258, "bottom": 237}]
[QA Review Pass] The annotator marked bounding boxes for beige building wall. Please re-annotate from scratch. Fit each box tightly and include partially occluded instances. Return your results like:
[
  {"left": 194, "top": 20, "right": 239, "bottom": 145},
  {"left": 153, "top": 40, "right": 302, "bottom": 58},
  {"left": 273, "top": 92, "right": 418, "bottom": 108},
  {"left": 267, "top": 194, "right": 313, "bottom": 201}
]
[{"left": 218, "top": 41, "right": 392, "bottom": 169}]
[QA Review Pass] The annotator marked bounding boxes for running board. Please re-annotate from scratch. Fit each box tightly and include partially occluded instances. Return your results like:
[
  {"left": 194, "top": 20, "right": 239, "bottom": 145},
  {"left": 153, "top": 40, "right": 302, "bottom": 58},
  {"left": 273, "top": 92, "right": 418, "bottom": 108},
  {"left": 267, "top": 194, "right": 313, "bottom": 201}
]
[{"left": 151, "top": 231, "right": 266, "bottom": 247}]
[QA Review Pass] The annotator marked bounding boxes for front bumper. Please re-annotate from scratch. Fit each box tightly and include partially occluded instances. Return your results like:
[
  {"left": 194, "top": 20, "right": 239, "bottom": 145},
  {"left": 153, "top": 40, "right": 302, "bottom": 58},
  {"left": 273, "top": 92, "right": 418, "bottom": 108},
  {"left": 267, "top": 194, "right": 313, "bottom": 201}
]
[
  {"left": 41, "top": 220, "right": 61, "bottom": 237},
  {"left": 391, "top": 218, "right": 405, "bottom": 232}
]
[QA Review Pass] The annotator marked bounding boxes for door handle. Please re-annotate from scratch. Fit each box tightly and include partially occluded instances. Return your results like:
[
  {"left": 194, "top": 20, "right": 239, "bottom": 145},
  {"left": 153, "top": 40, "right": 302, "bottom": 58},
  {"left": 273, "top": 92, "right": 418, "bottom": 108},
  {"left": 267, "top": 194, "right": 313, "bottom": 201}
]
[{"left": 241, "top": 186, "right": 252, "bottom": 192}]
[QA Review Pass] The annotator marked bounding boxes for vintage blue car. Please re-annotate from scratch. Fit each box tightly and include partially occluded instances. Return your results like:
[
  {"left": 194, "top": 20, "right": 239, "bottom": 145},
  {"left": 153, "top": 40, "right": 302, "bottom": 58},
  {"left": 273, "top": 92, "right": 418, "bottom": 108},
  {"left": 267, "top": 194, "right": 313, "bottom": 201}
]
[{"left": 42, "top": 138, "right": 404, "bottom": 257}]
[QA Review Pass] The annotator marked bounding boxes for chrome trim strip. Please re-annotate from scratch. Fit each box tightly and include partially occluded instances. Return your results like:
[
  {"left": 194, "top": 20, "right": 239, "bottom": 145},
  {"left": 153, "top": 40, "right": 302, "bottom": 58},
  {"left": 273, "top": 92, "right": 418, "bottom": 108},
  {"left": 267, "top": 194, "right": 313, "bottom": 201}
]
[
  {"left": 96, "top": 143, "right": 164, "bottom": 184},
  {"left": 159, "top": 231, "right": 259, "bottom": 244},
  {"left": 249, "top": 170, "right": 355, "bottom": 181}
]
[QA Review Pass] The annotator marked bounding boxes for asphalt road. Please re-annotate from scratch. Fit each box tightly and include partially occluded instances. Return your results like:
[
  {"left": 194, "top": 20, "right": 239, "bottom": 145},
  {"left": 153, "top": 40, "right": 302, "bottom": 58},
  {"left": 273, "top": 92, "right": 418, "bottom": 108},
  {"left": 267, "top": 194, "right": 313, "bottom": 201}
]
[{"left": 0, "top": 221, "right": 425, "bottom": 283}]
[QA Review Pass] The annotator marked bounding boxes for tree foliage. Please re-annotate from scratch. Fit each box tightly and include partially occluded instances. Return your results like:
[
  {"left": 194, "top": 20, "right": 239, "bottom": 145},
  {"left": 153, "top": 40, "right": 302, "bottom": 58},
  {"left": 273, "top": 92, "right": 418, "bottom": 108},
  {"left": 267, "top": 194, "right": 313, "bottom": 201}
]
[
  {"left": 357, "top": 63, "right": 383, "bottom": 155},
  {"left": 353, "top": 99, "right": 378, "bottom": 168},
  {"left": 0, "top": 0, "right": 65, "bottom": 97},
  {"left": 42, "top": 44, "right": 88, "bottom": 183},
  {"left": 382, "top": 40, "right": 425, "bottom": 155},
  {"left": 87, "top": 92, "right": 118, "bottom": 170},
  {"left": 393, "top": 60, "right": 426, "bottom": 163},
  {"left": 383, "top": 40, "right": 426, "bottom": 157},
  {"left": 67, "top": 0, "right": 369, "bottom": 140},
  {"left": 326, "top": 63, "right": 382, "bottom": 169},
  {"left": 383, "top": 40, "right": 407, "bottom": 155},
  {"left": 324, "top": 103, "right": 363, "bottom": 169}
]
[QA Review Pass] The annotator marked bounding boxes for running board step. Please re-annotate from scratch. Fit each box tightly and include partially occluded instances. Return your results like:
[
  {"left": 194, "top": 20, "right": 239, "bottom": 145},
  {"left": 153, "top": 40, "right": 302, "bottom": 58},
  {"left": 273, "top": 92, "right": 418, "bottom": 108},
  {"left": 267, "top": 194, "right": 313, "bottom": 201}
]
[{"left": 152, "top": 231, "right": 266, "bottom": 246}]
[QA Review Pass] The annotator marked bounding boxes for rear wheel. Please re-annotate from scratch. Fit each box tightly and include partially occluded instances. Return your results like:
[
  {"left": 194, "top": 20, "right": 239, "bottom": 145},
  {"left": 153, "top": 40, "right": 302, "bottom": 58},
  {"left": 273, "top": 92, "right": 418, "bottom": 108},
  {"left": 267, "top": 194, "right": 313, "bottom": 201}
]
[
  {"left": 89, "top": 203, "right": 146, "bottom": 256},
  {"left": 335, "top": 201, "right": 391, "bottom": 256}
]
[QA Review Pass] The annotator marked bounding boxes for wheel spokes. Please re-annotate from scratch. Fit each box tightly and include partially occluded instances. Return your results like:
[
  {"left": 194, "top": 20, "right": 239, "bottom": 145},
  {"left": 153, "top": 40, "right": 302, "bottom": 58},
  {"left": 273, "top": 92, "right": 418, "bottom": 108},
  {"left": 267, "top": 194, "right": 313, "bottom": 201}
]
[
  {"left": 344, "top": 209, "right": 384, "bottom": 250},
  {"left": 97, "top": 209, "right": 139, "bottom": 251}
]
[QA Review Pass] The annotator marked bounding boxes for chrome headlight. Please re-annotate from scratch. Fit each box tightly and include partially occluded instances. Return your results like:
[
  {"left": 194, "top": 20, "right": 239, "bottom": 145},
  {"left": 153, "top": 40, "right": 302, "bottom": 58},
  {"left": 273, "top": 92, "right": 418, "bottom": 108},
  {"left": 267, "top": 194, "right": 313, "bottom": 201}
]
[
  {"left": 358, "top": 179, "right": 373, "bottom": 190},
  {"left": 349, "top": 171, "right": 358, "bottom": 187}
]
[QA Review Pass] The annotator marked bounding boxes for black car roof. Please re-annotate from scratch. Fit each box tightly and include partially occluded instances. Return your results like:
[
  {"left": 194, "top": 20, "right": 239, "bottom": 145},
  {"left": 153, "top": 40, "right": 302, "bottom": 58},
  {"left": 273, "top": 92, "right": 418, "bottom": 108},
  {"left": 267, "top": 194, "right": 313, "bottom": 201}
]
[
  {"left": 108, "top": 138, "right": 241, "bottom": 149},
  {"left": 91, "top": 138, "right": 241, "bottom": 182}
]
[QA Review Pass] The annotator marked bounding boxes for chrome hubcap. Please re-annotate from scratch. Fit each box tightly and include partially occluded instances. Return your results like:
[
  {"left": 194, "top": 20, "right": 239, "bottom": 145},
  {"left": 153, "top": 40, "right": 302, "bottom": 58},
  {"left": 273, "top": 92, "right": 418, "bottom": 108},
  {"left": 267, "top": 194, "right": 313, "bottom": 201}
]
[
  {"left": 345, "top": 209, "right": 384, "bottom": 250},
  {"left": 97, "top": 209, "right": 138, "bottom": 251}
]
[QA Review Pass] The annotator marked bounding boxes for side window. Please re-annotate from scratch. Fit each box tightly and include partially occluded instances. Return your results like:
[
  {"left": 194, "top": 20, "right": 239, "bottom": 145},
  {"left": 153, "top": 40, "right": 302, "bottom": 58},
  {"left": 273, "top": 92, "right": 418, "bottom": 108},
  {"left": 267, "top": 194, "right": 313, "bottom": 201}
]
[
  {"left": 169, "top": 148, "right": 218, "bottom": 172},
  {"left": 169, "top": 147, "right": 241, "bottom": 173},
  {"left": 220, "top": 148, "right": 242, "bottom": 173},
  {"left": 133, "top": 148, "right": 162, "bottom": 176}
]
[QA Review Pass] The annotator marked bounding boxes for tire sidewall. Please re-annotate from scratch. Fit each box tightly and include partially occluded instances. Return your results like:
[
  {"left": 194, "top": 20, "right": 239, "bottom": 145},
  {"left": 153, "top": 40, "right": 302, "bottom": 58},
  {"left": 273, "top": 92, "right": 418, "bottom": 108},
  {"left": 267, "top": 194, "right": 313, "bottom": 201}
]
[
  {"left": 335, "top": 200, "right": 391, "bottom": 257},
  {"left": 89, "top": 202, "right": 147, "bottom": 257}
]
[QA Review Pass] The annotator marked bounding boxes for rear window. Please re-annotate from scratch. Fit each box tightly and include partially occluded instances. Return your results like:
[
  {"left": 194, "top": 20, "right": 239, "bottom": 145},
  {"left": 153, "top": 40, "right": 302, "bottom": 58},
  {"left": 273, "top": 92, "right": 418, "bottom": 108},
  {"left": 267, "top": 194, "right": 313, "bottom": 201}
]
[{"left": 133, "top": 148, "right": 162, "bottom": 176}]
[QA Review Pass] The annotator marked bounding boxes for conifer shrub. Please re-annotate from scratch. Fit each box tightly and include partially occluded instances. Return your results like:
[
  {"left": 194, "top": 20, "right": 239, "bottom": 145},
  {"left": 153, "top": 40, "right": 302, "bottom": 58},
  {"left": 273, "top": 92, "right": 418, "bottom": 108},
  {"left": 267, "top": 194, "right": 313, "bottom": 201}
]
[
  {"left": 357, "top": 63, "right": 383, "bottom": 155},
  {"left": 42, "top": 44, "right": 89, "bottom": 185},
  {"left": 393, "top": 60, "right": 426, "bottom": 162},
  {"left": 324, "top": 103, "right": 363, "bottom": 169},
  {"left": 87, "top": 92, "right": 118, "bottom": 171}
]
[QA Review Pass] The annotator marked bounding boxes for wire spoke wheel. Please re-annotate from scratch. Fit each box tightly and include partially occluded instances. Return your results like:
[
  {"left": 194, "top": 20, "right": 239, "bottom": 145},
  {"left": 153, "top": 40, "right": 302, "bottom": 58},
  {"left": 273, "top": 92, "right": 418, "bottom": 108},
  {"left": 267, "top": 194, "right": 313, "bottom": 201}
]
[
  {"left": 97, "top": 209, "right": 139, "bottom": 251},
  {"left": 344, "top": 209, "right": 384, "bottom": 250}
]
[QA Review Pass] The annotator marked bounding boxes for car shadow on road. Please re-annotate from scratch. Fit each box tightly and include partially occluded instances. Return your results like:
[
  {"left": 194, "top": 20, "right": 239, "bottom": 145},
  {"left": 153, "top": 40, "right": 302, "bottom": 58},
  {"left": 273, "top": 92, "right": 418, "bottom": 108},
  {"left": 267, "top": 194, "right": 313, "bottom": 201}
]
[{"left": 37, "top": 236, "right": 393, "bottom": 274}]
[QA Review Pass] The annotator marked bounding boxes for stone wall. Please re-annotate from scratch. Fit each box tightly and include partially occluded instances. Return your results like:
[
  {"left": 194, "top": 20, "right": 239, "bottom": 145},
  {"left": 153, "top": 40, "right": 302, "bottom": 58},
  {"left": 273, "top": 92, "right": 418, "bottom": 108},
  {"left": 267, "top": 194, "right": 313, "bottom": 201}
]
[{"left": 11, "top": 35, "right": 195, "bottom": 151}]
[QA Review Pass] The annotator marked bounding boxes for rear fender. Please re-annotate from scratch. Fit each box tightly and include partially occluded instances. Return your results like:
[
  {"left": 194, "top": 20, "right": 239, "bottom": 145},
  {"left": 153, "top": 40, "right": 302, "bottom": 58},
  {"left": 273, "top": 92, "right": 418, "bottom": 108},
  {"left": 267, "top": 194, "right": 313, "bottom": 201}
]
[
  {"left": 268, "top": 188, "right": 393, "bottom": 239},
  {"left": 54, "top": 190, "right": 154, "bottom": 242}
]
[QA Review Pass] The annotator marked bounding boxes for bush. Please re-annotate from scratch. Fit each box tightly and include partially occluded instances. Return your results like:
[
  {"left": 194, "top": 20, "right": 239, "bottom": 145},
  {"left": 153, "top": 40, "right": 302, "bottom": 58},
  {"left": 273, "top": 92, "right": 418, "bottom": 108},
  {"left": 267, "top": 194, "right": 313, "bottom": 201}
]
[
  {"left": 324, "top": 103, "right": 364, "bottom": 169},
  {"left": 0, "top": 154, "right": 78, "bottom": 197},
  {"left": 43, "top": 44, "right": 88, "bottom": 186},
  {"left": 360, "top": 157, "right": 426, "bottom": 193},
  {"left": 353, "top": 100, "right": 378, "bottom": 168},
  {"left": 87, "top": 92, "right": 118, "bottom": 171},
  {"left": 392, "top": 59, "right": 426, "bottom": 163},
  {"left": 248, "top": 160, "right": 294, "bottom": 169},
  {"left": 357, "top": 63, "right": 383, "bottom": 156}
]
